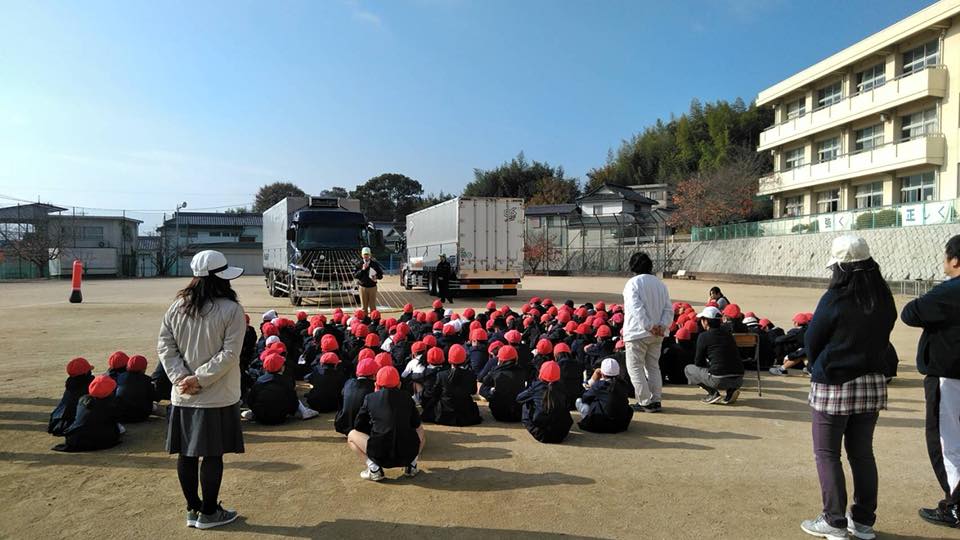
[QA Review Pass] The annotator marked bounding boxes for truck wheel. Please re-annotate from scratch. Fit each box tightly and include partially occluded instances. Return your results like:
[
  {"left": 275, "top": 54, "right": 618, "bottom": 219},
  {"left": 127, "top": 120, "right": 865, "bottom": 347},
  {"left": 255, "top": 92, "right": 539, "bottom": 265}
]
[
  {"left": 267, "top": 273, "right": 281, "bottom": 297},
  {"left": 402, "top": 270, "right": 412, "bottom": 290}
]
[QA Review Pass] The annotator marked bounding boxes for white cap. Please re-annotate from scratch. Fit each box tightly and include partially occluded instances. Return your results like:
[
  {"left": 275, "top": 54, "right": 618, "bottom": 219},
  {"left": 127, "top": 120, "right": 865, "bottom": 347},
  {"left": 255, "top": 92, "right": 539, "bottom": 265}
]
[
  {"left": 190, "top": 250, "right": 244, "bottom": 280},
  {"left": 743, "top": 316, "right": 759, "bottom": 326},
  {"left": 444, "top": 308, "right": 453, "bottom": 318},
  {"left": 600, "top": 358, "right": 620, "bottom": 377},
  {"left": 265, "top": 335, "right": 280, "bottom": 346},
  {"left": 827, "top": 235, "right": 871, "bottom": 268},
  {"left": 262, "top": 309, "right": 278, "bottom": 322},
  {"left": 697, "top": 306, "right": 722, "bottom": 319},
  {"left": 312, "top": 327, "right": 323, "bottom": 337},
  {"left": 361, "top": 247, "right": 372, "bottom": 256}
]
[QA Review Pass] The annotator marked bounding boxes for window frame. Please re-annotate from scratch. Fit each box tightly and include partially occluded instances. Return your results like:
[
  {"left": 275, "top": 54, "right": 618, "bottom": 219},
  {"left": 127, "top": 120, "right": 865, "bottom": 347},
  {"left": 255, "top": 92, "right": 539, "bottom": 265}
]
[
  {"left": 783, "top": 196, "right": 803, "bottom": 217},
  {"left": 592, "top": 204, "right": 603, "bottom": 216},
  {"left": 854, "top": 181, "right": 884, "bottom": 209},
  {"left": 902, "top": 39, "right": 939, "bottom": 76},
  {"left": 854, "top": 124, "right": 884, "bottom": 152},
  {"left": 899, "top": 107, "right": 937, "bottom": 141},
  {"left": 785, "top": 97, "right": 806, "bottom": 120},
  {"left": 816, "top": 137, "right": 840, "bottom": 162},
  {"left": 783, "top": 147, "right": 805, "bottom": 170},
  {"left": 815, "top": 81, "right": 843, "bottom": 110},
  {"left": 855, "top": 63, "right": 886, "bottom": 93},
  {"left": 82, "top": 226, "right": 104, "bottom": 240},
  {"left": 816, "top": 189, "right": 840, "bottom": 214},
  {"left": 899, "top": 171, "right": 936, "bottom": 203}
]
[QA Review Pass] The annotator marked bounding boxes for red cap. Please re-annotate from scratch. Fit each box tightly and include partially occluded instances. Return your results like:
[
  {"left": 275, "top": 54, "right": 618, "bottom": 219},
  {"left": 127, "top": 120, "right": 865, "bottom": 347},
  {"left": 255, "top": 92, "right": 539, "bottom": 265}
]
[
  {"left": 355, "top": 309, "right": 366, "bottom": 319},
  {"left": 576, "top": 323, "right": 592, "bottom": 335},
  {"left": 365, "top": 333, "right": 381, "bottom": 348},
  {"left": 263, "top": 323, "right": 278, "bottom": 337},
  {"left": 448, "top": 344, "right": 467, "bottom": 365},
  {"left": 463, "top": 308, "right": 475, "bottom": 319},
  {"left": 706, "top": 300, "right": 719, "bottom": 308},
  {"left": 358, "top": 348, "right": 375, "bottom": 361},
  {"left": 108, "top": 351, "right": 130, "bottom": 370},
  {"left": 277, "top": 317, "right": 295, "bottom": 329},
  {"left": 268, "top": 342, "right": 287, "bottom": 355},
  {"left": 487, "top": 341, "right": 504, "bottom": 355},
  {"left": 263, "top": 353, "right": 285, "bottom": 373},
  {"left": 523, "top": 317, "right": 534, "bottom": 328},
  {"left": 530, "top": 297, "right": 541, "bottom": 304},
  {"left": 543, "top": 298, "right": 553, "bottom": 306},
  {"left": 433, "top": 299, "right": 443, "bottom": 309},
  {"left": 426, "top": 347, "right": 445, "bottom": 365},
  {"left": 539, "top": 360, "right": 561, "bottom": 383},
  {"left": 497, "top": 345, "right": 518, "bottom": 362},
  {"left": 793, "top": 312, "right": 810, "bottom": 325},
  {"left": 395, "top": 323, "right": 409, "bottom": 337},
  {"left": 744, "top": 311, "right": 756, "bottom": 319},
  {"left": 553, "top": 342, "right": 571, "bottom": 355},
  {"left": 297, "top": 311, "right": 307, "bottom": 321},
  {"left": 557, "top": 312, "right": 571, "bottom": 324},
  {"left": 127, "top": 355, "right": 148, "bottom": 373},
  {"left": 595, "top": 301, "right": 606, "bottom": 311},
  {"left": 540, "top": 314, "right": 551, "bottom": 324},
  {"left": 321, "top": 334, "right": 339, "bottom": 352},
  {"left": 683, "top": 320, "right": 699, "bottom": 333},
  {"left": 504, "top": 330, "right": 522, "bottom": 344},
  {"left": 614, "top": 339, "right": 625, "bottom": 350},
  {"left": 354, "top": 324, "right": 369, "bottom": 338},
  {"left": 486, "top": 300, "right": 496, "bottom": 310},
  {"left": 426, "top": 312, "right": 438, "bottom": 324},
  {"left": 316, "top": 351, "right": 338, "bottom": 365},
  {"left": 442, "top": 324, "right": 456, "bottom": 336},
  {"left": 433, "top": 321, "right": 444, "bottom": 331},
  {"left": 88, "top": 374, "right": 117, "bottom": 398},
  {"left": 470, "top": 328, "right": 488, "bottom": 342},
  {"left": 499, "top": 305, "right": 510, "bottom": 315},
  {"left": 357, "top": 357, "right": 379, "bottom": 377},
  {"left": 536, "top": 339, "right": 553, "bottom": 356},
  {"left": 375, "top": 352, "right": 393, "bottom": 370},
  {"left": 596, "top": 325, "right": 612, "bottom": 338},
  {"left": 66, "top": 357, "right": 93, "bottom": 377},
  {"left": 416, "top": 312, "right": 427, "bottom": 323},
  {"left": 723, "top": 304, "right": 742, "bottom": 319},
  {"left": 403, "top": 303, "right": 413, "bottom": 313},
  {"left": 422, "top": 335, "right": 437, "bottom": 348},
  {"left": 375, "top": 366, "right": 401, "bottom": 390},
  {"left": 759, "top": 318, "right": 772, "bottom": 329},
  {"left": 370, "top": 310, "right": 381, "bottom": 320},
  {"left": 676, "top": 328, "right": 692, "bottom": 341},
  {"left": 411, "top": 341, "right": 427, "bottom": 355}
]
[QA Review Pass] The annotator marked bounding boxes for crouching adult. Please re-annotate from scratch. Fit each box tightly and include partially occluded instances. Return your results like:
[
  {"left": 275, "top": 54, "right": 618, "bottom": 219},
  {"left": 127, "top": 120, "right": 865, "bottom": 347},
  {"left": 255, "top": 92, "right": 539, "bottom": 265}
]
[{"left": 684, "top": 306, "right": 744, "bottom": 405}]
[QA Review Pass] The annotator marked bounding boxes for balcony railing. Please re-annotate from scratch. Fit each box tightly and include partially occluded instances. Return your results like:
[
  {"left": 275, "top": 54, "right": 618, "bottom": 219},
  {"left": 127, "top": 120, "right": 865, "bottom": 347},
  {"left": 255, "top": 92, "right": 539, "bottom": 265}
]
[
  {"left": 758, "top": 133, "right": 945, "bottom": 195},
  {"left": 691, "top": 199, "right": 959, "bottom": 241},
  {"left": 758, "top": 65, "right": 948, "bottom": 150}
]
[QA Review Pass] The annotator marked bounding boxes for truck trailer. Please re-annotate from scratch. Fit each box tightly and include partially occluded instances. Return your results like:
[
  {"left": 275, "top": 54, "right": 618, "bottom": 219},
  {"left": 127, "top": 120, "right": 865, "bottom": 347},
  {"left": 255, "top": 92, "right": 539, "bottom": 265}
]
[
  {"left": 400, "top": 197, "right": 524, "bottom": 296},
  {"left": 262, "top": 196, "right": 382, "bottom": 306}
]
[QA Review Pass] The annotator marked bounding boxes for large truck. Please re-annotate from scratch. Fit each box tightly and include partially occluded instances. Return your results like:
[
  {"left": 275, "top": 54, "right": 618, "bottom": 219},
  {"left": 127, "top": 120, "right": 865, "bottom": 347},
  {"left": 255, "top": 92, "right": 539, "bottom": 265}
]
[
  {"left": 400, "top": 197, "right": 524, "bottom": 296},
  {"left": 262, "top": 196, "right": 382, "bottom": 306}
]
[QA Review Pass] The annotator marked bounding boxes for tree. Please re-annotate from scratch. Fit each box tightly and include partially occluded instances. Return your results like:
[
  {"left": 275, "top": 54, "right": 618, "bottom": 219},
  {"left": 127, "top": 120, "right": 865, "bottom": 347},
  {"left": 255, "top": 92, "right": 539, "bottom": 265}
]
[
  {"left": 350, "top": 173, "right": 424, "bottom": 223},
  {"left": 319, "top": 186, "right": 350, "bottom": 198},
  {"left": 528, "top": 176, "right": 580, "bottom": 206},
  {"left": 668, "top": 148, "right": 771, "bottom": 230},
  {"left": 224, "top": 206, "right": 249, "bottom": 214},
  {"left": 411, "top": 191, "right": 456, "bottom": 212},
  {"left": 253, "top": 182, "right": 306, "bottom": 213},
  {"left": 0, "top": 210, "right": 65, "bottom": 277},
  {"left": 464, "top": 152, "right": 580, "bottom": 202},
  {"left": 524, "top": 230, "right": 560, "bottom": 274}
]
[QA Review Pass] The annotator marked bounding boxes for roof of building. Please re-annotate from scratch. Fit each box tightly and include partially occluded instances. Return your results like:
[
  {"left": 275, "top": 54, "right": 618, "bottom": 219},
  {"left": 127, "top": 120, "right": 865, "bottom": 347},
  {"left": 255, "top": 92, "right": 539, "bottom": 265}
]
[
  {"left": 0, "top": 202, "right": 68, "bottom": 220},
  {"left": 161, "top": 212, "right": 262, "bottom": 228},
  {"left": 757, "top": 0, "right": 960, "bottom": 105},
  {"left": 578, "top": 184, "right": 659, "bottom": 206},
  {"left": 50, "top": 215, "right": 143, "bottom": 224},
  {"left": 525, "top": 204, "right": 578, "bottom": 216}
]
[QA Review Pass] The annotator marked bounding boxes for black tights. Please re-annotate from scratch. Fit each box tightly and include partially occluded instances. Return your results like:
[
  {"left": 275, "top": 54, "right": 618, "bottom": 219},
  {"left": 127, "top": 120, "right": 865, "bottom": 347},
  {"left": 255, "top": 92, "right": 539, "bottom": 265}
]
[{"left": 176, "top": 455, "right": 223, "bottom": 514}]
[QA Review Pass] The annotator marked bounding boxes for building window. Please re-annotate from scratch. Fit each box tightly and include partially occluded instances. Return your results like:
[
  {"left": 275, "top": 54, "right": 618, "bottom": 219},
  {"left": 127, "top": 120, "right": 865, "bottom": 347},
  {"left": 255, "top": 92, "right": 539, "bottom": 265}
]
[
  {"left": 900, "top": 171, "right": 936, "bottom": 203},
  {"left": 592, "top": 205, "right": 603, "bottom": 216},
  {"left": 854, "top": 182, "right": 883, "bottom": 209},
  {"left": 529, "top": 217, "right": 541, "bottom": 228},
  {"left": 900, "top": 107, "right": 937, "bottom": 141},
  {"left": 784, "top": 147, "right": 805, "bottom": 170},
  {"left": 784, "top": 196, "right": 803, "bottom": 217},
  {"left": 817, "top": 137, "right": 840, "bottom": 162},
  {"left": 82, "top": 226, "right": 104, "bottom": 240},
  {"left": 816, "top": 190, "right": 840, "bottom": 213},
  {"left": 902, "top": 39, "right": 939, "bottom": 75},
  {"left": 547, "top": 216, "right": 563, "bottom": 227},
  {"left": 785, "top": 98, "right": 806, "bottom": 120},
  {"left": 854, "top": 124, "right": 884, "bottom": 152},
  {"left": 816, "top": 81, "right": 842, "bottom": 109},
  {"left": 209, "top": 231, "right": 221, "bottom": 237},
  {"left": 855, "top": 63, "right": 886, "bottom": 93}
]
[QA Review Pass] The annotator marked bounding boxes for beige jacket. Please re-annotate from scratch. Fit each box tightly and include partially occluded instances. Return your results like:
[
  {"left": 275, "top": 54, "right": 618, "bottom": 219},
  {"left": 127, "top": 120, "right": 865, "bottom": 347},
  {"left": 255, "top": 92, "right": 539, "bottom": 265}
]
[{"left": 158, "top": 297, "right": 245, "bottom": 408}]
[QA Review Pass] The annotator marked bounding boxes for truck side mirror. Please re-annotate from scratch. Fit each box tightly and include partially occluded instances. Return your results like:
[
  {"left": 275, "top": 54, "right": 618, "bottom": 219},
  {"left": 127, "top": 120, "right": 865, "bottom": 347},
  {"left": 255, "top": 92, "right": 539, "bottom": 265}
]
[{"left": 286, "top": 228, "right": 296, "bottom": 242}]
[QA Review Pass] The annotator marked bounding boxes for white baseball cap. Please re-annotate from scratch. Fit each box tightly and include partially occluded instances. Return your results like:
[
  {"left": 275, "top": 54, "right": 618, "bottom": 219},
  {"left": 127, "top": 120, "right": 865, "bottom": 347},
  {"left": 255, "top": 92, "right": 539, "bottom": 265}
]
[
  {"left": 190, "top": 250, "right": 243, "bottom": 280},
  {"left": 361, "top": 247, "right": 372, "bottom": 256},
  {"left": 600, "top": 358, "right": 620, "bottom": 377},
  {"left": 827, "top": 235, "right": 871, "bottom": 268},
  {"left": 697, "top": 306, "right": 722, "bottom": 319},
  {"left": 743, "top": 316, "right": 759, "bottom": 326},
  {"left": 262, "top": 309, "right": 278, "bottom": 322},
  {"left": 265, "top": 335, "right": 280, "bottom": 346}
]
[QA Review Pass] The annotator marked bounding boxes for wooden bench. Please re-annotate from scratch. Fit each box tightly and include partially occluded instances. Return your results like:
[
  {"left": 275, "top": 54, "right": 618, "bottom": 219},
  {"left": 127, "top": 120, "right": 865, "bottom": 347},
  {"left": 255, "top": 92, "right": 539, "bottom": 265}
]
[
  {"left": 674, "top": 269, "right": 695, "bottom": 280},
  {"left": 734, "top": 333, "right": 762, "bottom": 396}
]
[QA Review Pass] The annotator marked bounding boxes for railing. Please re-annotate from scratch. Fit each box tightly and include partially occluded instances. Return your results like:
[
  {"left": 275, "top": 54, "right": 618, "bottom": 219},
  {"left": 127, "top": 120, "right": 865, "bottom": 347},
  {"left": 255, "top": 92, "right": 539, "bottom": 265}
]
[{"left": 691, "top": 199, "right": 959, "bottom": 241}]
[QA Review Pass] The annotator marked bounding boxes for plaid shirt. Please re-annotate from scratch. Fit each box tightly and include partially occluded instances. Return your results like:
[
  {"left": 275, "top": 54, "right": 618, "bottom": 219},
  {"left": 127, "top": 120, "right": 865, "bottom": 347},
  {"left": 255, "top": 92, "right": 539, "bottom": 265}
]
[{"left": 808, "top": 373, "right": 887, "bottom": 415}]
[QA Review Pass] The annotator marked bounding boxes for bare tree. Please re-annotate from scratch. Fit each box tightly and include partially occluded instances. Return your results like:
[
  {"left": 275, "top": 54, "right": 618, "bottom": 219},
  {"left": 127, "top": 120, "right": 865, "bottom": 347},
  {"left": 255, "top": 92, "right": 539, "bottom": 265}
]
[
  {"left": 524, "top": 230, "right": 561, "bottom": 274},
  {"left": 0, "top": 207, "right": 66, "bottom": 277}
]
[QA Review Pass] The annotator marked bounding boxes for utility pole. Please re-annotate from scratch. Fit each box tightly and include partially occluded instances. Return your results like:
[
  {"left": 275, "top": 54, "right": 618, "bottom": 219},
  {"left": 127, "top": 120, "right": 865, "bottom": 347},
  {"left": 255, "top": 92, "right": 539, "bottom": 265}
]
[{"left": 174, "top": 202, "right": 187, "bottom": 276}]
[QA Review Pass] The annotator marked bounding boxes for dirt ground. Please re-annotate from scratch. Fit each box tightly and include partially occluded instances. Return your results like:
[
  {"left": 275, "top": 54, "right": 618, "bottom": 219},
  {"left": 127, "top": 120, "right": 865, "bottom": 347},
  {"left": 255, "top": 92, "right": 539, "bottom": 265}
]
[{"left": 0, "top": 275, "right": 947, "bottom": 539}]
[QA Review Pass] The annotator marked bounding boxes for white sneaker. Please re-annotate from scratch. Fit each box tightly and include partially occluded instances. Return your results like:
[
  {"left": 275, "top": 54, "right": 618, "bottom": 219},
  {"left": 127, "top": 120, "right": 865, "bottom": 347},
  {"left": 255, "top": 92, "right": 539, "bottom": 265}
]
[
  {"left": 769, "top": 366, "right": 788, "bottom": 376},
  {"left": 800, "top": 514, "right": 848, "bottom": 540},
  {"left": 117, "top": 423, "right": 126, "bottom": 435},
  {"left": 240, "top": 410, "right": 254, "bottom": 421},
  {"left": 360, "top": 467, "right": 385, "bottom": 482},
  {"left": 403, "top": 464, "right": 419, "bottom": 478},
  {"left": 300, "top": 407, "right": 320, "bottom": 420},
  {"left": 846, "top": 512, "right": 876, "bottom": 540}
]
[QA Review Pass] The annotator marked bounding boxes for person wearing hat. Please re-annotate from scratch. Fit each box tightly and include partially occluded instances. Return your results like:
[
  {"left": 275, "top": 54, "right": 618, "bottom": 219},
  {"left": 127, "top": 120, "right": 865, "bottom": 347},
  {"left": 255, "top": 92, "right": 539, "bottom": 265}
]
[
  {"left": 798, "top": 235, "right": 896, "bottom": 540},
  {"left": 354, "top": 247, "right": 384, "bottom": 314},
  {"left": 305, "top": 352, "right": 350, "bottom": 413},
  {"left": 335, "top": 357, "right": 379, "bottom": 435},
  {"left": 106, "top": 351, "right": 129, "bottom": 381},
  {"left": 622, "top": 252, "right": 673, "bottom": 414},
  {"left": 348, "top": 366, "right": 426, "bottom": 481},
  {"left": 479, "top": 345, "right": 527, "bottom": 422},
  {"left": 417, "top": 347, "right": 449, "bottom": 423},
  {"left": 54, "top": 374, "right": 122, "bottom": 452},
  {"left": 683, "top": 306, "right": 744, "bottom": 405},
  {"left": 659, "top": 327, "right": 696, "bottom": 385},
  {"left": 48, "top": 358, "right": 96, "bottom": 436},
  {"left": 554, "top": 342, "right": 585, "bottom": 410},
  {"left": 769, "top": 313, "right": 812, "bottom": 376},
  {"left": 244, "top": 354, "right": 320, "bottom": 424},
  {"left": 430, "top": 344, "right": 482, "bottom": 426},
  {"left": 516, "top": 361, "right": 572, "bottom": 443},
  {"left": 117, "top": 355, "right": 161, "bottom": 423},
  {"left": 901, "top": 234, "right": 960, "bottom": 529},
  {"left": 158, "top": 250, "right": 246, "bottom": 529},
  {"left": 577, "top": 358, "right": 634, "bottom": 433},
  {"left": 435, "top": 253, "right": 454, "bottom": 304}
]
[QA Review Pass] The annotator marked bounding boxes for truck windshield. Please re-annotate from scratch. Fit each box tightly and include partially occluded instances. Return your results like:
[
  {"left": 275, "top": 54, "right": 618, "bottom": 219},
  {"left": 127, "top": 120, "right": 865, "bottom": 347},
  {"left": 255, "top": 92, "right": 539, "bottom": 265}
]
[{"left": 297, "top": 225, "right": 362, "bottom": 249}]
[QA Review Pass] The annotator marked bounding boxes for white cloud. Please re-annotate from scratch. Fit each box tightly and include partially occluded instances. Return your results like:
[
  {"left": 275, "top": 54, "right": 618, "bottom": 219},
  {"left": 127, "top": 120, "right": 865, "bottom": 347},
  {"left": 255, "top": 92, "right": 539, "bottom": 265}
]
[{"left": 343, "top": 0, "right": 383, "bottom": 27}]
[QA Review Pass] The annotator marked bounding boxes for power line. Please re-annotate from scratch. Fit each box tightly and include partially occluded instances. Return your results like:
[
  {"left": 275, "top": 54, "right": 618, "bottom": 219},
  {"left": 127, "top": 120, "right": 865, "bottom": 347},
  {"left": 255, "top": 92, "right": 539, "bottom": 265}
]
[{"left": 0, "top": 193, "right": 251, "bottom": 213}]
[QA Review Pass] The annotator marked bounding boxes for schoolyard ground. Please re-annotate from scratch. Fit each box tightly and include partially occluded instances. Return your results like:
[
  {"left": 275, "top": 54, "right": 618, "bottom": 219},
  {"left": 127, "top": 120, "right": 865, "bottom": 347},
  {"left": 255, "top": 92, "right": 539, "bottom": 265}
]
[{"left": 0, "top": 275, "right": 945, "bottom": 539}]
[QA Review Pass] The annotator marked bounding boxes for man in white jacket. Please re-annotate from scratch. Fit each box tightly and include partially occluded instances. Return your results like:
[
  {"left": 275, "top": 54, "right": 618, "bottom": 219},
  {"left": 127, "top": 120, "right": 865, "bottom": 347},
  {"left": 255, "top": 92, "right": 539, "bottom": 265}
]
[{"left": 622, "top": 252, "right": 673, "bottom": 413}]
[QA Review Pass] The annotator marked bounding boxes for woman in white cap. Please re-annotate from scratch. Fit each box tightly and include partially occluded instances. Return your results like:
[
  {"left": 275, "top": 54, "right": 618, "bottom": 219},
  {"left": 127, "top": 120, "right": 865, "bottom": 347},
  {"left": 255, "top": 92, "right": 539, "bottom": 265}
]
[
  {"left": 158, "top": 250, "right": 246, "bottom": 530},
  {"left": 354, "top": 247, "right": 383, "bottom": 313},
  {"left": 800, "top": 235, "right": 896, "bottom": 540}
]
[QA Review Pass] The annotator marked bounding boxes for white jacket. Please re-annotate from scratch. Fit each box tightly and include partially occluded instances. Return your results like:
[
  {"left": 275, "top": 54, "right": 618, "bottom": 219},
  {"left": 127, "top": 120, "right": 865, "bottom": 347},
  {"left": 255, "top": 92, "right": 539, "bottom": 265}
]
[{"left": 621, "top": 274, "right": 673, "bottom": 342}]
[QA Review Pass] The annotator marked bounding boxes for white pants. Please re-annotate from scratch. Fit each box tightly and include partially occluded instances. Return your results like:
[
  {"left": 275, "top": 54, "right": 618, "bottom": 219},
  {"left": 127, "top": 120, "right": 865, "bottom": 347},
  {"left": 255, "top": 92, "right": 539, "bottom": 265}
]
[
  {"left": 626, "top": 336, "right": 663, "bottom": 406},
  {"left": 940, "top": 378, "right": 960, "bottom": 494}
]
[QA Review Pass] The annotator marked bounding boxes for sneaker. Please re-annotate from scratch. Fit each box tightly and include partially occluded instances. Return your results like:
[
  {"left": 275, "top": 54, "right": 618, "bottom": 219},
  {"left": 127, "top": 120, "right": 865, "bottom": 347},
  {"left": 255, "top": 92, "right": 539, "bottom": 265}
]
[
  {"left": 802, "top": 367, "right": 811, "bottom": 377},
  {"left": 919, "top": 505, "right": 960, "bottom": 528},
  {"left": 195, "top": 503, "right": 238, "bottom": 530},
  {"left": 403, "top": 464, "right": 419, "bottom": 478},
  {"left": 632, "top": 402, "right": 662, "bottom": 413},
  {"left": 769, "top": 366, "right": 788, "bottom": 376},
  {"left": 240, "top": 409, "right": 254, "bottom": 421},
  {"left": 186, "top": 509, "right": 199, "bottom": 528},
  {"left": 800, "top": 514, "right": 848, "bottom": 540},
  {"left": 300, "top": 407, "right": 320, "bottom": 420},
  {"left": 701, "top": 393, "right": 723, "bottom": 404},
  {"left": 845, "top": 512, "right": 876, "bottom": 539},
  {"left": 721, "top": 389, "right": 741, "bottom": 405},
  {"left": 360, "top": 467, "right": 385, "bottom": 482}
]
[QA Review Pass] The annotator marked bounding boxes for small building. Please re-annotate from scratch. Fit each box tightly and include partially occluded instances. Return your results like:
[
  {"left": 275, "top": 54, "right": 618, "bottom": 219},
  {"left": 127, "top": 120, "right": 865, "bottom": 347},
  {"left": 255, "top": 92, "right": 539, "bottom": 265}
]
[
  {"left": 48, "top": 215, "right": 142, "bottom": 277},
  {"left": 0, "top": 203, "right": 68, "bottom": 279},
  {"left": 155, "top": 212, "right": 264, "bottom": 276}
]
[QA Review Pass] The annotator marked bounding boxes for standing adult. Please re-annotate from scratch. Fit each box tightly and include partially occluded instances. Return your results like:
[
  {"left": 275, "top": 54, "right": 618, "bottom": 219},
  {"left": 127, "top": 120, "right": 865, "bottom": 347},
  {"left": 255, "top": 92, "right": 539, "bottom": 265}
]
[
  {"left": 799, "top": 236, "right": 896, "bottom": 540},
  {"left": 435, "top": 253, "right": 454, "bottom": 304},
  {"left": 621, "top": 252, "right": 672, "bottom": 413},
  {"left": 355, "top": 246, "right": 384, "bottom": 313},
  {"left": 902, "top": 234, "right": 960, "bottom": 529},
  {"left": 159, "top": 250, "right": 246, "bottom": 530}
]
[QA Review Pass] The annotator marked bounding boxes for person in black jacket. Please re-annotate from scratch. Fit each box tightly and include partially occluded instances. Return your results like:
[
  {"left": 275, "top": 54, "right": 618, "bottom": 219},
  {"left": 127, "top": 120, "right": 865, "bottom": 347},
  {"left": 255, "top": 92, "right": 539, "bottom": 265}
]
[
  {"left": 48, "top": 357, "right": 95, "bottom": 436},
  {"left": 116, "top": 355, "right": 160, "bottom": 422},
  {"left": 479, "top": 345, "right": 526, "bottom": 422},
  {"left": 659, "top": 327, "right": 695, "bottom": 385},
  {"left": 347, "top": 366, "right": 425, "bottom": 481},
  {"left": 516, "top": 361, "right": 572, "bottom": 444},
  {"left": 243, "top": 354, "right": 319, "bottom": 424},
  {"left": 304, "top": 352, "right": 349, "bottom": 413},
  {"left": 683, "top": 307, "right": 744, "bottom": 405},
  {"left": 106, "top": 350, "right": 129, "bottom": 381},
  {"left": 799, "top": 235, "right": 896, "bottom": 540},
  {"left": 355, "top": 247, "right": 384, "bottom": 314},
  {"left": 53, "top": 375, "right": 122, "bottom": 452},
  {"left": 335, "top": 357, "right": 378, "bottom": 435},
  {"left": 417, "top": 347, "right": 448, "bottom": 423},
  {"left": 903, "top": 234, "right": 960, "bottom": 529},
  {"left": 769, "top": 313, "right": 811, "bottom": 375},
  {"left": 577, "top": 358, "right": 633, "bottom": 433},
  {"left": 435, "top": 253, "right": 454, "bottom": 303},
  {"left": 431, "top": 344, "right": 482, "bottom": 426},
  {"left": 554, "top": 343, "right": 583, "bottom": 410}
]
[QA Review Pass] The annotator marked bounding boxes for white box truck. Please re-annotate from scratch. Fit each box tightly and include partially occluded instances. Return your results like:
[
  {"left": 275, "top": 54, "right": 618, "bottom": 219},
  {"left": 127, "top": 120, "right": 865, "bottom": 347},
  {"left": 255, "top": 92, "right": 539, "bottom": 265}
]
[
  {"left": 400, "top": 197, "right": 524, "bottom": 296},
  {"left": 262, "top": 196, "right": 381, "bottom": 306}
]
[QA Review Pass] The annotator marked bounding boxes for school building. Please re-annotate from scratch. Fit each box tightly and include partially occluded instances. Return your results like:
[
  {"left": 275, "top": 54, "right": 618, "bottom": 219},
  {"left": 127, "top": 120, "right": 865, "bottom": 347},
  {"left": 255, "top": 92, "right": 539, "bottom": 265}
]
[{"left": 756, "top": 0, "right": 960, "bottom": 233}]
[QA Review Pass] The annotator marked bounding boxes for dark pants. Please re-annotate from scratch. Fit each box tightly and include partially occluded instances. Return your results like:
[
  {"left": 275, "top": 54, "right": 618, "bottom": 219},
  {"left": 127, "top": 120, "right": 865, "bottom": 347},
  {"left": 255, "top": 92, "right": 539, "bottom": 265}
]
[
  {"left": 924, "top": 375, "right": 960, "bottom": 508},
  {"left": 811, "top": 409, "right": 879, "bottom": 527},
  {"left": 437, "top": 279, "right": 453, "bottom": 303}
]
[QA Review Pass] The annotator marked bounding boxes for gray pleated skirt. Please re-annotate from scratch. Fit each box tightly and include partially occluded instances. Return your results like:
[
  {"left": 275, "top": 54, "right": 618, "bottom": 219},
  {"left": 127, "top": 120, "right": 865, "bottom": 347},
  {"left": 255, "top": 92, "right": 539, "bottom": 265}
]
[{"left": 166, "top": 402, "right": 245, "bottom": 457}]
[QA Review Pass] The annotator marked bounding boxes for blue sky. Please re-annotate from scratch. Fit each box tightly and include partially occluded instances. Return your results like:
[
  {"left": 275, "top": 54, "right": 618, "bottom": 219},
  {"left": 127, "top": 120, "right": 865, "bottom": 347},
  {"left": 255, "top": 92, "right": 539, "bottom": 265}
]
[{"left": 0, "top": 0, "right": 936, "bottom": 228}]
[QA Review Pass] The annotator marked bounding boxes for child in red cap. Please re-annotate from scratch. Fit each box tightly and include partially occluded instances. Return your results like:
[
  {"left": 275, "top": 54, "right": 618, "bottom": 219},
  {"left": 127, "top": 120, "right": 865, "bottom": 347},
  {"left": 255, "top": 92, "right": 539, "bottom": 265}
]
[
  {"left": 335, "top": 357, "right": 379, "bottom": 435},
  {"left": 466, "top": 328, "right": 489, "bottom": 374},
  {"left": 117, "top": 355, "right": 162, "bottom": 422},
  {"left": 53, "top": 375, "right": 122, "bottom": 452},
  {"left": 418, "top": 347, "right": 449, "bottom": 422},
  {"left": 479, "top": 345, "right": 526, "bottom": 422},
  {"left": 304, "top": 352, "right": 349, "bottom": 413},
  {"left": 770, "top": 312, "right": 812, "bottom": 376},
  {"left": 48, "top": 358, "right": 96, "bottom": 436},
  {"left": 429, "top": 344, "right": 482, "bottom": 426},
  {"left": 516, "top": 361, "right": 572, "bottom": 443},
  {"left": 106, "top": 351, "right": 130, "bottom": 380},
  {"left": 243, "top": 354, "right": 319, "bottom": 424},
  {"left": 554, "top": 342, "right": 585, "bottom": 410},
  {"left": 348, "top": 366, "right": 425, "bottom": 481},
  {"left": 401, "top": 341, "right": 429, "bottom": 399}
]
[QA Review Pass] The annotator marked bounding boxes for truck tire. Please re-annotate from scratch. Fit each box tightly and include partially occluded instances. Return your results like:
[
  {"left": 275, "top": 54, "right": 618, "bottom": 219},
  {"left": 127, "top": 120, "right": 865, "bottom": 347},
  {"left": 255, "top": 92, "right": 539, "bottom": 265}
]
[
  {"left": 267, "top": 273, "right": 281, "bottom": 297},
  {"left": 401, "top": 270, "right": 412, "bottom": 290},
  {"left": 288, "top": 275, "right": 302, "bottom": 306}
]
